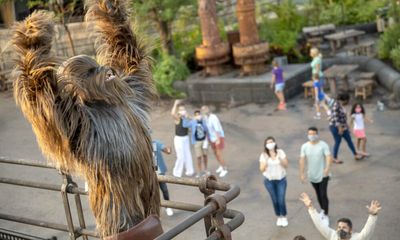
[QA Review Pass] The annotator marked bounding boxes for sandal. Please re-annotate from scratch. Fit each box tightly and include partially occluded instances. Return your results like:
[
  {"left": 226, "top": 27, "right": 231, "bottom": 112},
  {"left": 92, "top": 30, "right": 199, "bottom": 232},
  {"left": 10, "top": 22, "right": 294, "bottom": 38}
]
[
  {"left": 333, "top": 159, "right": 343, "bottom": 164},
  {"left": 355, "top": 155, "right": 364, "bottom": 161}
]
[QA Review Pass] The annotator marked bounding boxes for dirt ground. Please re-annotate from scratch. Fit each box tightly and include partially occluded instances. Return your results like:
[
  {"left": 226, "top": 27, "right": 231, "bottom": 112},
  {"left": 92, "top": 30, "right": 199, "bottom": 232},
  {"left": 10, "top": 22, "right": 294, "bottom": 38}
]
[{"left": 1, "top": 90, "right": 400, "bottom": 240}]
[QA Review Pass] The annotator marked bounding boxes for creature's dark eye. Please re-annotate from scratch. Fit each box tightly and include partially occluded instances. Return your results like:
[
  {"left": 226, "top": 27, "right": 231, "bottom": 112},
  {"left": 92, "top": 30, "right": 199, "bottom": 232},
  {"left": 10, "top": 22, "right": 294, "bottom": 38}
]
[{"left": 87, "top": 67, "right": 96, "bottom": 77}]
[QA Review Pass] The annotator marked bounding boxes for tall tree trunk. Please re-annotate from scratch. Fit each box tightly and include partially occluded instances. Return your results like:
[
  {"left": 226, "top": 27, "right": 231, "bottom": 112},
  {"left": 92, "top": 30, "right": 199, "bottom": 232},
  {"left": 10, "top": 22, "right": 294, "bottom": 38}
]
[
  {"left": 156, "top": 20, "right": 175, "bottom": 55},
  {"left": 63, "top": 23, "right": 77, "bottom": 56},
  {"left": 150, "top": 8, "right": 175, "bottom": 55}
]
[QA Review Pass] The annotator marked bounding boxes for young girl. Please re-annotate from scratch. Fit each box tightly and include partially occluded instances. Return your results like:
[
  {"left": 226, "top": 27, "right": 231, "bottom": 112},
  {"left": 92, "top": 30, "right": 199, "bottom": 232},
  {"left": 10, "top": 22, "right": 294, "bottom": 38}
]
[
  {"left": 313, "top": 74, "right": 329, "bottom": 119},
  {"left": 270, "top": 61, "right": 286, "bottom": 110},
  {"left": 350, "top": 103, "right": 373, "bottom": 156},
  {"left": 259, "top": 137, "right": 289, "bottom": 227}
]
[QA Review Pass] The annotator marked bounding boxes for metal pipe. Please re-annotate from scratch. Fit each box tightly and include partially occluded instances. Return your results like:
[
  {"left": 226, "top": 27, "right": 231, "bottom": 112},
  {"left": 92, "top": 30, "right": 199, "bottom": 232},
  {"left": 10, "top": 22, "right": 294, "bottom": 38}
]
[
  {"left": 0, "top": 213, "right": 70, "bottom": 232},
  {"left": 161, "top": 200, "right": 201, "bottom": 212},
  {"left": 77, "top": 228, "right": 99, "bottom": 238},
  {"left": 0, "top": 177, "right": 62, "bottom": 192},
  {"left": 0, "top": 157, "right": 55, "bottom": 169},
  {"left": 0, "top": 213, "right": 99, "bottom": 238},
  {"left": 157, "top": 175, "right": 230, "bottom": 191},
  {"left": 155, "top": 204, "right": 217, "bottom": 240},
  {"left": 0, "top": 177, "right": 88, "bottom": 196}
]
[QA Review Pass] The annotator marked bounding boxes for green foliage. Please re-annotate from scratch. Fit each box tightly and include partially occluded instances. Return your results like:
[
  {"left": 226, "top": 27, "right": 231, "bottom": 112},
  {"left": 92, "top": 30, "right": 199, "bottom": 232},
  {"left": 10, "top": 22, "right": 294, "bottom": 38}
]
[
  {"left": 153, "top": 54, "right": 190, "bottom": 97},
  {"left": 378, "top": 24, "right": 400, "bottom": 59},
  {"left": 266, "top": 0, "right": 305, "bottom": 32},
  {"left": 172, "top": 25, "right": 202, "bottom": 64},
  {"left": 259, "top": 0, "right": 305, "bottom": 55},
  {"left": 390, "top": 45, "right": 400, "bottom": 70},
  {"left": 259, "top": 22, "right": 298, "bottom": 54},
  {"left": 171, "top": 4, "right": 201, "bottom": 62},
  {"left": 132, "top": 0, "right": 195, "bottom": 23},
  {"left": 307, "top": 0, "right": 388, "bottom": 25}
]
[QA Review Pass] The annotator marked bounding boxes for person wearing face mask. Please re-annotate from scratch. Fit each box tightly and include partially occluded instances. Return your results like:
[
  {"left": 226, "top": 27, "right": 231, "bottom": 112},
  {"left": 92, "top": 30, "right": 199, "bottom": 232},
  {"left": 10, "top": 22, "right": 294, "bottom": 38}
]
[
  {"left": 350, "top": 103, "right": 373, "bottom": 157},
  {"left": 299, "top": 127, "right": 332, "bottom": 226},
  {"left": 201, "top": 105, "right": 228, "bottom": 177},
  {"left": 171, "top": 99, "right": 194, "bottom": 177},
  {"left": 299, "top": 192, "right": 381, "bottom": 240},
  {"left": 328, "top": 93, "right": 363, "bottom": 164},
  {"left": 259, "top": 137, "right": 289, "bottom": 227}
]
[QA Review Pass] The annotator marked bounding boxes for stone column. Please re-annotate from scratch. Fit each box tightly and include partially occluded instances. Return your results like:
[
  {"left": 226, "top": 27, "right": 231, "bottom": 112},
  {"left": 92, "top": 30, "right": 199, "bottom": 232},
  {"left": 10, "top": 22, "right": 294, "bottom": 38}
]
[
  {"left": 195, "top": 0, "right": 230, "bottom": 76},
  {"left": 233, "top": 0, "right": 269, "bottom": 75}
]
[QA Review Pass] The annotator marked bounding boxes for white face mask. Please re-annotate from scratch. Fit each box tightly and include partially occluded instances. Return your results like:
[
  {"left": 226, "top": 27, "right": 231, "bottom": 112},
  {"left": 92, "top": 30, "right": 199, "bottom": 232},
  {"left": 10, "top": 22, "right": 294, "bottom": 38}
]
[
  {"left": 179, "top": 110, "right": 187, "bottom": 116},
  {"left": 308, "top": 134, "right": 319, "bottom": 142},
  {"left": 266, "top": 142, "right": 276, "bottom": 150}
]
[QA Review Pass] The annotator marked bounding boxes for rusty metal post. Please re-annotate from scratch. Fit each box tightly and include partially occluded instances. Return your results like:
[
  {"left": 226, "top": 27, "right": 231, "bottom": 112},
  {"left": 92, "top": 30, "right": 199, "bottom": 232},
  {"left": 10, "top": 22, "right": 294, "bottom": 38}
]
[
  {"left": 199, "top": 175, "right": 217, "bottom": 237},
  {"left": 61, "top": 174, "right": 78, "bottom": 240},
  {"left": 66, "top": 175, "right": 89, "bottom": 240},
  {"left": 196, "top": 0, "right": 230, "bottom": 76},
  {"left": 233, "top": 0, "right": 269, "bottom": 75}
]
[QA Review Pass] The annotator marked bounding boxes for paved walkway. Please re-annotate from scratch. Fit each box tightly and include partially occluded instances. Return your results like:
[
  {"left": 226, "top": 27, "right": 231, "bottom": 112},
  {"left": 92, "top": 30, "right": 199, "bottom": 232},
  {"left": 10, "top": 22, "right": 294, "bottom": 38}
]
[{"left": 0, "top": 91, "right": 399, "bottom": 239}]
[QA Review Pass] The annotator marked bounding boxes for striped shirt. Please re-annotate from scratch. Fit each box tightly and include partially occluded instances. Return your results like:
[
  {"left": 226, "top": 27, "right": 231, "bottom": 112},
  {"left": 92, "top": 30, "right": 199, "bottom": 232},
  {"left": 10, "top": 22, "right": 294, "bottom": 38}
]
[{"left": 329, "top": 100, "right": 348, "bottom": 129}]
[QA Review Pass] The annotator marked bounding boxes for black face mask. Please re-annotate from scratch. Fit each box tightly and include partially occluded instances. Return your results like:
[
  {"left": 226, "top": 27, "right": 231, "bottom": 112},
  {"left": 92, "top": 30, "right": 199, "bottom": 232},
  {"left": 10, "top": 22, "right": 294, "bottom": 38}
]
[{"left": 337, "top": 229, "right": 351, "bottom": 239}]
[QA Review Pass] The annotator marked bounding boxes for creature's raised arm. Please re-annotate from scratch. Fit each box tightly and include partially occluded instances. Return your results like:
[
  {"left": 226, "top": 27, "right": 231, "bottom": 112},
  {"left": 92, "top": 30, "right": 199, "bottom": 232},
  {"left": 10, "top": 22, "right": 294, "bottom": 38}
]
[
  {"left": 12, "top": 11, "right": 58, "bottom": 118},
  {"left": 11, "top": 11, "right": 69, "bottom": 170},
  {"left": 86, "top": 0, "right": 151, "bottom": 76}
]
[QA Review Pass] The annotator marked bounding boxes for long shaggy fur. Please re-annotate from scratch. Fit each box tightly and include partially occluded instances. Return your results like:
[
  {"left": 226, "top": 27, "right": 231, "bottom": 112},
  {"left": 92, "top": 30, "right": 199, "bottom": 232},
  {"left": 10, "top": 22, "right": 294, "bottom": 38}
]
[{"left": 12, "top": 0, "right": 160, "bottom": 237}]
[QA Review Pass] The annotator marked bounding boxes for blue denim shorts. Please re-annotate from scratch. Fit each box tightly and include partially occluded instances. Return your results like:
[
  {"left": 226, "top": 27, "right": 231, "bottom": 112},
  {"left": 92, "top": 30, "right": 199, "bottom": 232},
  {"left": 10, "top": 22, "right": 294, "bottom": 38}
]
[{"left": 275, "top": 83, "right": 285, "bottom": 92}]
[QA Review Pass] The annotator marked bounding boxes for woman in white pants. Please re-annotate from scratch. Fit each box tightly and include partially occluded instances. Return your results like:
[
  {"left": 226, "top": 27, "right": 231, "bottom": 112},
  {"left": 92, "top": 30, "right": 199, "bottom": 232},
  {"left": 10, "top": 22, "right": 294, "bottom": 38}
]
[{"left": 171, "top": 100, "right": 194, "bottom": 177}]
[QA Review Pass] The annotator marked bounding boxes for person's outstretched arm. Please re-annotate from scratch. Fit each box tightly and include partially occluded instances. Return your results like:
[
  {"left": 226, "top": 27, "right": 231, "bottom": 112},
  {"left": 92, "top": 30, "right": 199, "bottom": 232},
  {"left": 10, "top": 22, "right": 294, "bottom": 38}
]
[
  {"left": 357, "top": 200, "right": 381, "bottom": 240},
  {"left": 299, "top": 193, "right": 336, "bottom": 239}
]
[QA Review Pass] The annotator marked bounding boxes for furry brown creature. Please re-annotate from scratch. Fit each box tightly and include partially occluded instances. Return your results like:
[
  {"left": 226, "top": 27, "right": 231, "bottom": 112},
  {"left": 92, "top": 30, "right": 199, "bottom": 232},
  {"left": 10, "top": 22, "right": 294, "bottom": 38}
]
[{"left": 12, "top": 0, "right": 160, "bottom": 237}]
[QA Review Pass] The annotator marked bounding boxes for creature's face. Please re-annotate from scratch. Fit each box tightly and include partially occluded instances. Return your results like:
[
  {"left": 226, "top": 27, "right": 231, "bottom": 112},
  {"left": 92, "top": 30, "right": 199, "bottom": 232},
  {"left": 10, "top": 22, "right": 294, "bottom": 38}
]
[{"left": 57, "top": 55, "right": 133, "bottom": 105}]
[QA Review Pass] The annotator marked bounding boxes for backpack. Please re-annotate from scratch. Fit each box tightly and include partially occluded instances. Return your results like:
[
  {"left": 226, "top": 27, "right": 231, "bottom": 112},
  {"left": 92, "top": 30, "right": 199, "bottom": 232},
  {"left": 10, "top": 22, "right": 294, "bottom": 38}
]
[{"left": 195, "top": 122, "right": 206, "bottom": 141}]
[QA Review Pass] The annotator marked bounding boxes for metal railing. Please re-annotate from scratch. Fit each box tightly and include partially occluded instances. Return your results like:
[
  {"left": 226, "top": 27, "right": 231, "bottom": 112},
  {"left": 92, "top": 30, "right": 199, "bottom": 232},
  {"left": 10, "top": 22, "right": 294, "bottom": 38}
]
[{"left": 0, "top": 157, "right": 244, "bottom": 239}]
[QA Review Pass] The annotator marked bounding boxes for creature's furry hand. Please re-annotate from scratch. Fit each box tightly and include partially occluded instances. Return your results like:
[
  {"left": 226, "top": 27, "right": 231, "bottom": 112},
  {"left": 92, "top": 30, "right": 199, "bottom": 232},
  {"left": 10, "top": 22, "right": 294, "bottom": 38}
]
[
  {"left": 12, "top": 11, "right": 54, "bottom": 53},
  {"left": 86, "top": 0, "right": 128, "bottom": 24}
]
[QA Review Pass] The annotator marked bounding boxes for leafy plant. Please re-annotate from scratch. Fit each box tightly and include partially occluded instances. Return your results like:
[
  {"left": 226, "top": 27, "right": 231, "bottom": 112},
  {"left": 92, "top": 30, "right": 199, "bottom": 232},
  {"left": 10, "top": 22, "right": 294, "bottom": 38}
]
[
  {"left": 390, "top": 45, "right": 400, "bottom": 70},
  {"left": 378, "top": 24, "right": 400, "bottom": 59},
  {"left": 132, "top": 0, "right": 196, "bottom": 55},
  {"left": 259, "top": 0, "right": 305, "bottom": 56},
  {"left": 153, "top": 54, "right": 190, "bottom": 97},
  {"left": 306, "top": 0, "right": 388, "bottom": 26}
]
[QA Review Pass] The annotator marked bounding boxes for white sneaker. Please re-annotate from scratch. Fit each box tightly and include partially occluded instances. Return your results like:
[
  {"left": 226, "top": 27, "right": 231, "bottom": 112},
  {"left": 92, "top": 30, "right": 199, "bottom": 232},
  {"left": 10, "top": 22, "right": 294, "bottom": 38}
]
[
  {"left": 280, "top": 217, "right": 288, "bottom": 227},
  {"left": 219, "top": 169, "right": 228, "bottom": 177},
  {"left": 216, "top": 166, "right": 223, "bottom": 173},
  {"left": 313, "top": 113, "right": 321, "bottom": 119},
  {"left": 165, "top": 208, "right": 174, "bottom": 216},
  {"left": 276, "top": 218, "right": 282, "bottom": 226}
]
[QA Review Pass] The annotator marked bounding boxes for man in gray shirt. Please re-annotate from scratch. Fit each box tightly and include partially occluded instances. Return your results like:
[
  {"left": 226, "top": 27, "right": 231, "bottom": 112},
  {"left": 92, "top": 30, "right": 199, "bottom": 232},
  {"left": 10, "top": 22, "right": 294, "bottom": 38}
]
[{"left": 300, "top": 126, "right": 332, "bottom": 226}]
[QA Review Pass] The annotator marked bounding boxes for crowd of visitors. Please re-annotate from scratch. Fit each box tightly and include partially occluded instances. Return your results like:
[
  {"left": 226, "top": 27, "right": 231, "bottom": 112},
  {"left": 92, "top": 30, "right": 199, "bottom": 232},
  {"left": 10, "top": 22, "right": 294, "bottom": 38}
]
[{"left": 151, "top": 46, "right": 380, "bottom": 239}]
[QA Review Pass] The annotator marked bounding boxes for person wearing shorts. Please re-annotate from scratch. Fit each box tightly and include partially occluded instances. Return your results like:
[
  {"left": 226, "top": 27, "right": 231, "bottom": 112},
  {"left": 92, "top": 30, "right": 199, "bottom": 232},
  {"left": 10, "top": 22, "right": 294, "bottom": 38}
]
[
  {"left": 201, "top": 105, "right": 228, "bottom": 178},
  {"left": 350, "top": 103, "right": 373, "bottom": 157},
  {"left": 313, "top": 74, "right": 329, "bottom": 120},
  {"left": 184, "top": 110, "right": 209, "bottom": 177},
  {"left": 271, "top": 60, "right": 286, "bottom": 110}
]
